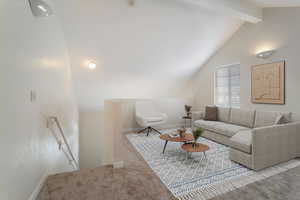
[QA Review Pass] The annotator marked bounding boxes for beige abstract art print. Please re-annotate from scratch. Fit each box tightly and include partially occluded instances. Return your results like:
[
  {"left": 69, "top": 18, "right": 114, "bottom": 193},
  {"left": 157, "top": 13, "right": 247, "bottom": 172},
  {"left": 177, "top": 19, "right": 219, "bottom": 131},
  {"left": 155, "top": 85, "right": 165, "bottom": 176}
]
[{"left": 251, "top": 61, "right": 285, "bottom": 104}]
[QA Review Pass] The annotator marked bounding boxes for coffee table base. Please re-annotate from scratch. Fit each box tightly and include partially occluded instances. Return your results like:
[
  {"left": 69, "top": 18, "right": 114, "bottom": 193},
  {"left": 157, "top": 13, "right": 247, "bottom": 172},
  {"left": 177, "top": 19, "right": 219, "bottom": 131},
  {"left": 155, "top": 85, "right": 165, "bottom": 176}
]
[
  {"left": 182, "top": 143, "right": 210, "bottom": 160},
  {"left": 162, "top": 140, "right": 168, "bottom": 154},
  {"left": 162, "top": 141, "right": 193, "bottom": 154}
]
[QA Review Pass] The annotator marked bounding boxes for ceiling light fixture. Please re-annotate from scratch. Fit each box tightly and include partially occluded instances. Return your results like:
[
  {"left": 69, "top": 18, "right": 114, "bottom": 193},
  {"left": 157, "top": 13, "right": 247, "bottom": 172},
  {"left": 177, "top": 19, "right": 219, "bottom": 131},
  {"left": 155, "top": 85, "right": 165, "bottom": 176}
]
[
  {"left": 256, "top": 50, "right": 276, "bottom": 59},
  {"left": 29, "top": 0, "right": 53, "bottom": 17},
  {"left": 88, "top": 62, "right": 97, "bottom": 70}
]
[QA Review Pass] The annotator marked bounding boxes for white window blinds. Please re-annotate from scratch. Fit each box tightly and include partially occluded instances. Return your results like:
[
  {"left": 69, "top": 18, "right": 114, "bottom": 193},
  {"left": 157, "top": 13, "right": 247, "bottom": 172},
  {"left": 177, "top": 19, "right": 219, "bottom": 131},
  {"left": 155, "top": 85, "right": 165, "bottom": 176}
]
[{"left": 215, "top": 64, "right": 240, "bottom": 108}]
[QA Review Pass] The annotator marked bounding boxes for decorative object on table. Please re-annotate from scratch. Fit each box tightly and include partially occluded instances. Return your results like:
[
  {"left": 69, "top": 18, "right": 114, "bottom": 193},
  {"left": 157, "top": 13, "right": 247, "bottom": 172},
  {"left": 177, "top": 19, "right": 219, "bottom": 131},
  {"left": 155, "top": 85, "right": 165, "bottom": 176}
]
[
  {"left": 192, "top": 128, "right": 203, "bottom": 147},
  {"left": 182, "top": 116, "right": 192, "bottom": 128},
  {"left": 204, "top": 106, "right": 218, "bottom": 121},
  {"left": 159, "top": 132, "right": 194, "bottom": 154},
  {"left": 184, "top": 105, "right": 192, "bottom": 117},
  {"left": 169, "top": 132, "right": 179, "bottom": 138},
  {"left": 251, "top": 61, "right": 285, "bottom": 104},
  {"left": 177, "top": 127, "right": 186, "bottom": 138}
]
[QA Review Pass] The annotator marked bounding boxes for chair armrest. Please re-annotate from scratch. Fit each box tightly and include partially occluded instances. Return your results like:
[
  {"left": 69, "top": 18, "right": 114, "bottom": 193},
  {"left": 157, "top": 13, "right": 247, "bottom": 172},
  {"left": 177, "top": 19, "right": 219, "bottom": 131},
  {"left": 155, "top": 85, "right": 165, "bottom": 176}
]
[
  {"left": 192, "top": 111, "right": 204, "bottom": 121},
  {"left": 252, "top": 122, "right": 300, "bottom": 170},
  {"left": 136, "top": 114, "right": 148, "bottom": 127},
  {"left": 136, "top": 113, "right": 168, "bottom": 127}
]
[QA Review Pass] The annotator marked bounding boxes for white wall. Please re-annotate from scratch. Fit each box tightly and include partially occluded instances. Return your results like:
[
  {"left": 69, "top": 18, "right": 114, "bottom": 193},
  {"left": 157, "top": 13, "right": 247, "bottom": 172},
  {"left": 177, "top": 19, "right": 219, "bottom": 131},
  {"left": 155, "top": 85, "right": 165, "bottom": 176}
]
[
  {"left": 119, "top": 98, "right": 194, "bottom": 131},
  {"left": 0, "top": 1, "right": 78, "bottom": 199},
  {"left": 192, "top": 8, "right": 300, "bottom": 121},
  {"left": 78, "top": 98, "right": 192, "bottom": 169},
  {"left": 79, "top": 111, "right": 113, "bottom": 168}
]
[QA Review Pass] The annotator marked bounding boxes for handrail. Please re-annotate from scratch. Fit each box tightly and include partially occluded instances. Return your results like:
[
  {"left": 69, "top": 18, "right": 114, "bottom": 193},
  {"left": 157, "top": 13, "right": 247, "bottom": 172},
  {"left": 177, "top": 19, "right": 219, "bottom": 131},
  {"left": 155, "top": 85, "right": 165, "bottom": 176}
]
[{"left": 47, "top": 116, "right": 79, "bottom": 169}]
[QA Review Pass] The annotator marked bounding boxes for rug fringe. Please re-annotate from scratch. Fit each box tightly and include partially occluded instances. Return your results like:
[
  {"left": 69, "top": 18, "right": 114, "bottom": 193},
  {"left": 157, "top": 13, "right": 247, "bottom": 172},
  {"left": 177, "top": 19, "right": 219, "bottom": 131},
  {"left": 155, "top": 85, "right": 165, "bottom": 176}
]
[{"left": 177, "top": 160, "right": 300, "bottom": 200}]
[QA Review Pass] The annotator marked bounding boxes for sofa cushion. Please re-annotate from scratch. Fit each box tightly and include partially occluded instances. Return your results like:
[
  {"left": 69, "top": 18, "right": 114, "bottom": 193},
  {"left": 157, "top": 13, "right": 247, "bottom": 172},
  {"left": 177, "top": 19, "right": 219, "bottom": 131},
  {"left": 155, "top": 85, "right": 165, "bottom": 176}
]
[
  {"left": 280, "top": 112, "right": 292, "bottom": 123},
  {"left": 194, "top": 120, "right": 250, "bottom": 137},
  {"left": 230, "top": 130, "right": 252, "bottom": 154},
  {"left": 204, "top": 106, "right": 217, "bottom": 121},
  {"left": 217, "top": 107, "right": 231, "bottom": 123},
  {"left": 230, "top": 108, "right": 255, "bottom": 128},
  {"left": 194, "top": 120, "right": 223, "bottom": 131},
  {"left": 254, "top": 111, "right": 278, "bottom": 128},
  {"left": 215, "top": 123, "right": 250, "bottom": 137},
  {"left": 274, "top": 115, "right": 285, "bottom": 125},
  {"left": 254, "top": 111, "right": 292, "bottom": 128}
]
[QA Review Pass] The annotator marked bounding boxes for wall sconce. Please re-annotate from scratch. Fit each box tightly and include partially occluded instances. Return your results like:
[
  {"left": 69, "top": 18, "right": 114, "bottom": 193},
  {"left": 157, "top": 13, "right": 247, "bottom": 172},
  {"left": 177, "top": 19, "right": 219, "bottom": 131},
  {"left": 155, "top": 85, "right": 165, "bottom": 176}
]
[
  {"left": 256, "top": 50, "right": 276, "bottom": 59},
  {"left": 28, "top": 0, "right": 53, "bottom": 17},
  {"left": 88, "top": 62, "right": 97, "bottom": 70}
]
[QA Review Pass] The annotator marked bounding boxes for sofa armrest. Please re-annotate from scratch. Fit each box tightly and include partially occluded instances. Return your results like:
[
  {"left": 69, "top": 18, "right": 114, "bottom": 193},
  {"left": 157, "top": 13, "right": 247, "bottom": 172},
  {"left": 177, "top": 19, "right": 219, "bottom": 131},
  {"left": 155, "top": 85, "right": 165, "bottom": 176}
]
[
  {"left": 192, "top": 111, "right": 204, "bottom": 121},
  {"left": 252, "top": 122, "right": 300, "bottom": 170}
]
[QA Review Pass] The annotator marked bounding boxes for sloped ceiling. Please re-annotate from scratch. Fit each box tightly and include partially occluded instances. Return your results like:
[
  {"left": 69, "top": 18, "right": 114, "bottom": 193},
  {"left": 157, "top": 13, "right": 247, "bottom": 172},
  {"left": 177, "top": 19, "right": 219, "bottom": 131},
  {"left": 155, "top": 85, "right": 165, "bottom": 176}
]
[
  {"left": 53, "top": 0, "right": 243, "bottom": 111},
  {"left": 250, "top": 0, "right": 300, "bottom": 7}
]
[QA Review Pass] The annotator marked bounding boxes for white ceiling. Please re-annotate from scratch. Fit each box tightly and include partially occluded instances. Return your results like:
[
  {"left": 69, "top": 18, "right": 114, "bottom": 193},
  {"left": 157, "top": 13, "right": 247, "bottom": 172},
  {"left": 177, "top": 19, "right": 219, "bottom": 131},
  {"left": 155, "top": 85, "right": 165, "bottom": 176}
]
[
  {"left": 249, "top": 0, "right": 300, "bottom": 7},
  {"left": 53, "top": 0, "right": 243, "bottom": 111},
  {"left": 183, "top": 0, "right": 262, "bottom": 23},
  {"left": 52, "top": 0, "right": 300, "bottom": 111}
]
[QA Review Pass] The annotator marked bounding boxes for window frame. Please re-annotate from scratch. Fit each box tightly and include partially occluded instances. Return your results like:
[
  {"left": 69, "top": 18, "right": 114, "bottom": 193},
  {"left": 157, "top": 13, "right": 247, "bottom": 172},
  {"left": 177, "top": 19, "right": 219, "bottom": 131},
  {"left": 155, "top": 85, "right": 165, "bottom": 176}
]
[{"left": 214, "top": 63, "right": 241, "bottom": 108}]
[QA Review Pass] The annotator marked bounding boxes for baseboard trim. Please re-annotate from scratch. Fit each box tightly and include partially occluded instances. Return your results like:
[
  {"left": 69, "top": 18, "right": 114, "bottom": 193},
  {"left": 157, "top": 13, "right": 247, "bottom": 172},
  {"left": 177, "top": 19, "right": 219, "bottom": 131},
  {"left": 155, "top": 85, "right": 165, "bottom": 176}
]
[
  {"left": 28, "top": 170, "right": 49, "bottom": 200},
  {"left": 113, "top": 161, "right": 124, "bottom": 169},
  {"left": 123, "top": 127, "right": 140, "bottom": 133}
]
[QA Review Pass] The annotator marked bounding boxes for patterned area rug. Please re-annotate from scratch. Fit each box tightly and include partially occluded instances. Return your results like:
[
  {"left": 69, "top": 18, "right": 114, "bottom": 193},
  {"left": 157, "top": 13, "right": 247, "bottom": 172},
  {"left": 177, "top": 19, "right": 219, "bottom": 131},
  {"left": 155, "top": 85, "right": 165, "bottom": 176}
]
[{"left": 127, "top": 129, "right": 300, "bottom": 200}]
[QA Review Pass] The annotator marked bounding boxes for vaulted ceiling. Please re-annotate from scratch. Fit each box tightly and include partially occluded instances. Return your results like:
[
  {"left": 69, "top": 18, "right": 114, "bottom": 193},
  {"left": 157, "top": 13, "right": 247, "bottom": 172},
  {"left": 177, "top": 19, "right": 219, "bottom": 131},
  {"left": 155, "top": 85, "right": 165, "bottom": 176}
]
[
  {"left": 249, "top": 0, "right": 300, "bottom": 7},
  {"left": 51, "top": 0, "right": 299, "bottom": 111}
]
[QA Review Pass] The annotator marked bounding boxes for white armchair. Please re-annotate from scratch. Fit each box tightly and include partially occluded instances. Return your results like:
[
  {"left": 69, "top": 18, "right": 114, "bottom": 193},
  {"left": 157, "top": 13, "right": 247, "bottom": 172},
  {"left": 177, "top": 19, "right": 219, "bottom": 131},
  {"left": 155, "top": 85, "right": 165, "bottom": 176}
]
[{"left": 135, "top": 101, "right": 168, "bottom": 136}]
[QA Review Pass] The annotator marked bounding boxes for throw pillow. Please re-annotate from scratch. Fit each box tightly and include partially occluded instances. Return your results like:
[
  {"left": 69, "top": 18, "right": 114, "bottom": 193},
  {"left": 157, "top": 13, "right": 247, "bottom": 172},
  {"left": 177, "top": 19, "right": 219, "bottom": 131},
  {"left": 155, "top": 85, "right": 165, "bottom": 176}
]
[
  {"left": 274, "top": 114, "right": 286, "bottom": 125},
  {"left": 204, "top": 106, "right": 217, "bottom": 121}
]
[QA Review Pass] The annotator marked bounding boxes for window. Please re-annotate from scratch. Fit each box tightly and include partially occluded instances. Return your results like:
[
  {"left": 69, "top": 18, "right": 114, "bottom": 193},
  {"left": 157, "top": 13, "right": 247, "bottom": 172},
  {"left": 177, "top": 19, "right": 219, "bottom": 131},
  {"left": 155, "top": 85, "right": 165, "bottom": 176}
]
[{"left": 215, "top": 64, "right": 240, "bottom": 108}]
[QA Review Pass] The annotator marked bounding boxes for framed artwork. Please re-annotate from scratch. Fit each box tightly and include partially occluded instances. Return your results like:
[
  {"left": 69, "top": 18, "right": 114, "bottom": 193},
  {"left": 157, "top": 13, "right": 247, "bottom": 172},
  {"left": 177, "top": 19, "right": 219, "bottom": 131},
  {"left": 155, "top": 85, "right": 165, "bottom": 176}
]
[{"left": 251, "top": 61, "right": 285, "bottom": 104}]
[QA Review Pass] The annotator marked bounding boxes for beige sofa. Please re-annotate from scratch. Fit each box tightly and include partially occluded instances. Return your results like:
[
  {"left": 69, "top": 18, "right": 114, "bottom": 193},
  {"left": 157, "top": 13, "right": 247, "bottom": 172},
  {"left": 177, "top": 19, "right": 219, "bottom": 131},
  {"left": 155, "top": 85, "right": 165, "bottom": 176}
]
[{"left": 193, "top": 107, "right": 300, "bottom": 171}]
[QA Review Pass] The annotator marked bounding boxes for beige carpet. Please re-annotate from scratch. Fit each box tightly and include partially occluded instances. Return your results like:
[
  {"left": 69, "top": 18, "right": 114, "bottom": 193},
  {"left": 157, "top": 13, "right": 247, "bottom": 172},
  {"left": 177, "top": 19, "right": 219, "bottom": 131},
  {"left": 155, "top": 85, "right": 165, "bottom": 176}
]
[{"left": 37, "top": 131, "right": 175, "bottom": 200}]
